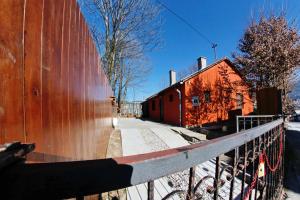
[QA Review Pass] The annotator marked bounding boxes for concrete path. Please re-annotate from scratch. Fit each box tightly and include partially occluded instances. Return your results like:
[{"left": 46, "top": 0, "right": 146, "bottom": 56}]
[
  {"left": 118, "top": 118, "right": 188, "bottom": 200},
  {"left": 119, "top": 119, "right": 189, "bottom": 156},
  {"left": 117, "top": 118, "right": 244, "bottom": 200},
  {"left": 170, "top": 127, "right": 206, "bottom": 143},
  {"left": 284, "top": 122, "right": 300, "bottom": 200}
]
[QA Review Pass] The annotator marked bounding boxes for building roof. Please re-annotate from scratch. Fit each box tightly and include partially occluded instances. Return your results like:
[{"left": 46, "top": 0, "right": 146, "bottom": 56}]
[{"left": 145, "top": 57, "right": 244, "bottom": 101}]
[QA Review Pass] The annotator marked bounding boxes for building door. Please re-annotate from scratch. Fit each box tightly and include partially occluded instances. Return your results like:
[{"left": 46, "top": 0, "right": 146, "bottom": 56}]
[{"left": 159, "top": 96, "right": 164, "bottom": 121}]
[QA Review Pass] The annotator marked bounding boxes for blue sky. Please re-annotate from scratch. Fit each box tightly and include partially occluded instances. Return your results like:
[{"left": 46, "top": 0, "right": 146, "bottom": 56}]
[{"left": 79, "top": 0, "right": 300, "bottom": 101}]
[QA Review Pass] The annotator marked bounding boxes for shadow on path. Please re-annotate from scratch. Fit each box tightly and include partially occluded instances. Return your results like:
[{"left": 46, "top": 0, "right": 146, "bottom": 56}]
[{"left": 284, "top": 128, "right": 300, "bottom": 199}]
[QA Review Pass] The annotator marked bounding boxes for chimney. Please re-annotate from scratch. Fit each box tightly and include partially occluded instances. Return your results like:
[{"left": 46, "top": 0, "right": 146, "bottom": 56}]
[
  {"left": 197, "top": 56, "right": 207, "bottom": 71},
  {"left": 169, "top": 70, "right": 176, "bottom": 86}
]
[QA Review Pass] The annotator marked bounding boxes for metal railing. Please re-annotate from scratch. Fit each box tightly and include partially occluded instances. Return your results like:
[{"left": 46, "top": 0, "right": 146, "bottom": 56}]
[
  {"left": 236, "top": 115, "right": 282, "bottom": 132},
  {"left": 1, "top": 119, "right": 285, "bottom": 200}
]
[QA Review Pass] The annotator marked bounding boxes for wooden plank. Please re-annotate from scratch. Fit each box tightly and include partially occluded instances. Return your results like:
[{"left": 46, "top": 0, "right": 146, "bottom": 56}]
[
  {"left": 41, "top": 0, "right": 52, "bottom": 159},
  {"left": 67, "top": 0, "right": 77, "bottom": 160},
  {"left": 57, "top": 0, "right": 66, "bottom": 160},
  {"left": 73, "top": 4, "right": 81, "bottom": 160},
  {"left": 91, "top": 40, "right": 97, "bottom": 159},
  {"left": 154, "top": 179, "right": 170, "bottom": 198},
  {"left": 78, "top": 7, "right": 86, "bottom": 160},
  {"left": 88, "top": 34, "right": 95, "bottom": 159},
  {"left": 61, "top": 0, "right": 73, "bottom": 160},
  {"left": 60, "top": 0, "right": 70, "bottom": 159},
  {"left": 128, "top": 186, "right": 142, "bottom": 200},
  {"left": 24, "top": 0, "right": 44, "bottom": 154},
  {"left": 159, "top": 178, "right": 179, "bottom": 200},
  {"left": 83, "top": 23, "right": 91, "bottom": 160},
  {"left": 0, "top": 0, "right": 25, "bottom": 143},
  {"left": 52, "top": 0, "right": 64, "bottom": 160},
  {"left": 41, "top": 0, "right": 64, "bottom": 161},
  {"left": 136, "top": 183, "right": 148, "bottom": 200},
  {"left": 153, "top": 181, "right": 162, "bottom": 200}
]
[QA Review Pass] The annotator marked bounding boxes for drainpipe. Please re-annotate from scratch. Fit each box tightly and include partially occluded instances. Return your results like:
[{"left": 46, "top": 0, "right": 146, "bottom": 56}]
[{"left": 176, "top": 88, "right": 182, "bottom": 127}]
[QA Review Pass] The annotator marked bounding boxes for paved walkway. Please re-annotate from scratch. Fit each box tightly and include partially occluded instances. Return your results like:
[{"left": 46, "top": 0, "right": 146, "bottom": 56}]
[
  {"left": 117, "top": 118, "right": 244, "bottom": 200},
  {"left": 284, "top": 122, "right": 300, "bottom": 200},
  {"left": 119, "top": 119, "right": 190, "bottom": 156},
  {"left": 118, "top": 118, "right": 187, "bottom": 200}
]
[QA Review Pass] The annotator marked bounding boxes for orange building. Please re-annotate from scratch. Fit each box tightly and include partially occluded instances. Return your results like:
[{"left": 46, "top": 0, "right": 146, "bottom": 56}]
[{"left": 143, "top": 57, "right": 254, "bottom": 127}]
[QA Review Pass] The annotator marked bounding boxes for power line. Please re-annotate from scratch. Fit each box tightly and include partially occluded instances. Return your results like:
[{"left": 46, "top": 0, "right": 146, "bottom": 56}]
[{"left": 156, "top": 0, "right": 218, "bottom": 60}]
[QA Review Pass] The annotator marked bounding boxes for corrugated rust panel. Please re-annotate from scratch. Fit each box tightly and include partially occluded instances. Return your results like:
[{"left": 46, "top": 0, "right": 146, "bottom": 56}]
[
  {"left": 0, "top": 0, "right": 25, "bottom": 143},
  {"left": 0, "top": 0, "right": 113, "bottom": 162}
]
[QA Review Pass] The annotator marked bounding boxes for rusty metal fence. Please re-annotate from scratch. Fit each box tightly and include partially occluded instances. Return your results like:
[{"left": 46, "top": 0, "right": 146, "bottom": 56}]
[{"left": 1, "top": 119, "right": 285, "bottom": 200}]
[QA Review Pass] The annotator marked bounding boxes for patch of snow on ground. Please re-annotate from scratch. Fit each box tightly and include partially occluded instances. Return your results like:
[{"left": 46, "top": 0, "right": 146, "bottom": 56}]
[{"left": 286, "top": 122, "right": 300, "bottom": 131}]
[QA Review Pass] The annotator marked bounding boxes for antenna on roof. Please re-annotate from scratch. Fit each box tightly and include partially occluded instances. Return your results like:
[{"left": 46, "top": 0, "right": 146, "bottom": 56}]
[
  {"left": 212, "top": 43, "right": 217, "bottom": 60},
  {"left": 157, "top": 0, "right": 218, "bottom": 60}
]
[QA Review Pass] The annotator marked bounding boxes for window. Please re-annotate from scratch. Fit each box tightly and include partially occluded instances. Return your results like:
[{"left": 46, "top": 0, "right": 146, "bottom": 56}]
[
  {"left": 192, "top": 96, "right": 199, "bottom": 106},
  {"left": 236, "top": 93, "right": 244, "bottom": 109},
  {"left": 204, "top": 91, "right": 211, "bottom": 103},
  {"left": 169, "top": 94, "right": 173, "bottom": 102},
  {"left": 152, "top": 100, "right": 156, "bottom": 111}
]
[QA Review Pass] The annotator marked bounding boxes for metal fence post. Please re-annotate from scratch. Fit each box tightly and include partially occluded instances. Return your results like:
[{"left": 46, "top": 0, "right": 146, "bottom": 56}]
[
  {"left": 214, "top": 157, "right": 220, "bottom": 200},
  {"left": 229, "top": 148, "right": 238, "bottom": 200},
  {"left": 148, "top": 181, "right": 154, "bottom": 200},
  {"left": 187, "top": 167, "right": 195, "bottom": 200},
  {"left": 240, "top": 143, "right": 247, "bottom": 199},
  {"left": 236, "top": 116, "right": 239, "bottom": 132}
]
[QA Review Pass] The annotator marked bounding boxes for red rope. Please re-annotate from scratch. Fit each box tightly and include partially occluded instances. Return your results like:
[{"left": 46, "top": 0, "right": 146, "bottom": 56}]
[
  {"left": 243, "top": 127, "right": 283, "bottom": 200},
  {"left": 263, "top": 127, "right": 283, "bottom": 172},
  {"left": 243, "top": 170, "right": 258, "bottom": 200}
]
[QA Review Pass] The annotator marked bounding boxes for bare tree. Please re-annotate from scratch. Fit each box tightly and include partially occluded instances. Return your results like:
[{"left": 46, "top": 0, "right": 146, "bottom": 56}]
[
  {"left": 117, "top": 56, "right": 151, "bottom": 107},
  {"left": 233, "top": 12, "right": 300, "bottom": 113},
  {"left": 177, "top": 63, "right": 198, "bottom": 80},
  {"left": 83, "top": 0, "right": 162, "bottom": 108}
]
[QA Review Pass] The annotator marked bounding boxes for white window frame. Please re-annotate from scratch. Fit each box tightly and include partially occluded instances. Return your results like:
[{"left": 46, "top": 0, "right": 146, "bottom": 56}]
[{"left": 192, "top": 96, "right": 200, "bottom": 106}]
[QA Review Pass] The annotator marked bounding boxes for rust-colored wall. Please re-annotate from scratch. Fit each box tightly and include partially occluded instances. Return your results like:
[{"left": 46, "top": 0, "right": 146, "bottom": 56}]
[
  {"left": 0, "top": 0, "right": 113, "bottom": 162},
  {"left": 162, "top": 88, "right": 180, "bottom": 125},
  {"left": 183, "top": 60, "right": 253, "bottom": 126},
  {"left": 147, "top": 60, "right": 253, "bottom": 127},
  {"left": 148, "top": 96, "right": 161, "bottom": 121}
]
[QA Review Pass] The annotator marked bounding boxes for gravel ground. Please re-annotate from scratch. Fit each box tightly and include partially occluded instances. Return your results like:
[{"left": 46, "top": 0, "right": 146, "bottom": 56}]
[{"left": 139, "top": 128, "right": 194, "bottom": 199}]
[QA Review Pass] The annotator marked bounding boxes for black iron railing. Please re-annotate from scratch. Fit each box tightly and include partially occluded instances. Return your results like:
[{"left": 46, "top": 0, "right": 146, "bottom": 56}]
[{"left": 1, "top": 118, "right": 285, "bottom": 200}]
